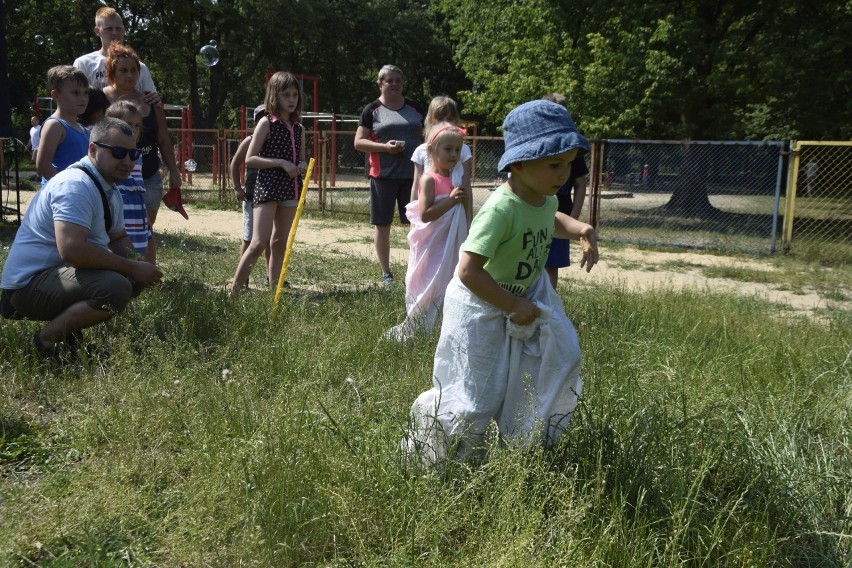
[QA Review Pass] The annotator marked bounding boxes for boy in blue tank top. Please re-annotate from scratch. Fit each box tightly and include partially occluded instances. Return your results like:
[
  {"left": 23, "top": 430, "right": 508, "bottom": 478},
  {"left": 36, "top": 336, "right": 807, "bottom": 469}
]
[{"left": 35, "top": 66, "right": 90, "bottom": 186}]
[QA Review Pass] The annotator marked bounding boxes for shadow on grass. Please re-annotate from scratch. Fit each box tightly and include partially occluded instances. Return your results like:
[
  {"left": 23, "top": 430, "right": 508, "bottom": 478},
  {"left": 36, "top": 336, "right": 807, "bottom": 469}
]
[
  {"left": 603, "top": 207, "right": 852, "bottom": 254},
  {"left": 606, "top": 208, "right": 776, "bottom": 237},
  {"left": 155, "top": 232, "right": 230, "bottom": 254},
  {"left": 126, "top": 267, "right": 397, "bottom": 356},
  {"left": 0, "top": 416, "right": 42, "bottom": 467},
  {"left": 15, "top": 525, "right": 156, "bottom": 567},
  {"left": 0, "top": 225, "right": 18, "bottom": 249}
]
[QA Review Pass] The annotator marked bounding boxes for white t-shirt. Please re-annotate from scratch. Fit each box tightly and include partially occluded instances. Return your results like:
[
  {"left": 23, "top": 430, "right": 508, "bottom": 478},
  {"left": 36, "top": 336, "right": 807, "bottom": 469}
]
[
  {"left": 411, "top": 142, "right": 472, "bottom": 188},
  {"left": 73, "top": 50, "right": 157, "bottom": 93},
  {"left": 29, "top": 125, "right": 41, "bottom": 150}
]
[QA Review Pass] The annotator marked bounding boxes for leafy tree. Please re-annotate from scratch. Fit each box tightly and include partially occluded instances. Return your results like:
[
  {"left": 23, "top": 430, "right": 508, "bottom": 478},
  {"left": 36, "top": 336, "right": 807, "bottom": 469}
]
[
  {"left": 4, "top": 0, "right": 462, "bottom": 133},
  {"left": 436, "top": 0, "right": 850, "bottom": 140},
  {"left": 436, "top": 0, "right": 850, "bottom": 216},
  {"left": 732, "top": 1, "right": 852, "bottom": 140},
  {"left": 4, "top": 0, "right": 102, "bottom": 134},
  {"left": 436, "top": 0, "right": 565, "bottom": 131},
  {"left": 6, "top": 0, "right": 847, "bottom": 143}
]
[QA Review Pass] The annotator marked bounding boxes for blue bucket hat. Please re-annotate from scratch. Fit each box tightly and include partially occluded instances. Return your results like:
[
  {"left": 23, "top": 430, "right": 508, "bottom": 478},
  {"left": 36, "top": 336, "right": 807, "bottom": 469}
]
[{"left": 497, "top": 100, "right": 589, "bottom": 172}]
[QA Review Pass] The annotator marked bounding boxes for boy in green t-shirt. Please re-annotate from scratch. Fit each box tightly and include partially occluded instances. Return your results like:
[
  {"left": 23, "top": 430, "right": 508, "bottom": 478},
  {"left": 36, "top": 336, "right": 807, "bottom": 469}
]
[{"left": 406, "top": 100, "right": 599, "bottom": 466}]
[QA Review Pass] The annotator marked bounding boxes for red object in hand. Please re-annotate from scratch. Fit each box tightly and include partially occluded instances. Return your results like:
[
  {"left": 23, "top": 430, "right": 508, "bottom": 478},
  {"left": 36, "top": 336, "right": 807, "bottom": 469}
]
[{"left": 163, "top": 186, "right": 189, "bottom": 220}]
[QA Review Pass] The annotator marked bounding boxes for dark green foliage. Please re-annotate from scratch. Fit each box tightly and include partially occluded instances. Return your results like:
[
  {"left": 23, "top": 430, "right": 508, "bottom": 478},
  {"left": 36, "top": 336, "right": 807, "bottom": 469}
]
[{"left": 5, "top": 0, "right": 847, "bottom": 139}]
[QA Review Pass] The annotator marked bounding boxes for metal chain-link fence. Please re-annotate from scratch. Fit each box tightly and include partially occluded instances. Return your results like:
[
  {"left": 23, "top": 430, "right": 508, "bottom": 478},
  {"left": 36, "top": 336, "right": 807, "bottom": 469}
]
[
  {"left": 310, "top": 133, "right": 506, "bottom": 217},
  {"left": 6, "top": 126, "right": 848, "bottom": 261},
  {"left": 782, "top": 141, "right": 852, "bottom": 260},
  {"left": 1, "top": 138, "right": 27, "bottom": 226},
  {"left": 590, "top": 140, "right": 787, "bottom": 254},
  {"left": 172, "top": 128, "right": 324, "bottom": 207},
  {"left": 131, "top": 132, "right": 852, "bottom": 261}
]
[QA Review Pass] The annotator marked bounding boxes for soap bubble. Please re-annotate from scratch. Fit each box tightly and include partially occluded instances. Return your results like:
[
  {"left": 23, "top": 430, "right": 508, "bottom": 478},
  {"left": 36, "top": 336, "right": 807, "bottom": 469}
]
[
  {"left": 47, "top": 38, "right": 54, "bottom": 46},
  {"left": 199, "top": 44, "right": 220, "bottom": 67},
  {"left": 34, "top": 35, "right": 44, "bottom": 45},
  {"left": 184, "top": 159, "right": 197, "bottom": 172},
  {"left": 208, "top": 40, "right": 217, "bottom": 47},
  {"left": 197, "top": 88, "right": 205, "bottom": 96}
]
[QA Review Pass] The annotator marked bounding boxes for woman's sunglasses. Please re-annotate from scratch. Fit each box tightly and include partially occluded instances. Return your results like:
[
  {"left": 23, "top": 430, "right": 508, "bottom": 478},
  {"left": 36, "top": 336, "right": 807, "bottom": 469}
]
[{"left": 94, "top": 141, "right": 142, "bottom": 161}]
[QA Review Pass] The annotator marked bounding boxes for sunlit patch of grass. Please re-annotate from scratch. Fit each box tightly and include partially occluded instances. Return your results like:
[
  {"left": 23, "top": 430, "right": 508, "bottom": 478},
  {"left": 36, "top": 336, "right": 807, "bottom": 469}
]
[
  {"left": 824, "top": 289, "right": 849, "bottom": 302},
  {"left": 606, "top": 259, "right": 644, "bottom": 271},
  {"left": 700, "top": 264, "right": 778, "bottom": 283},
  {"left": 657, "top": 259, "right": 700, "bottom": 272},
  {"left": 1, "top": 227, "right": 849, "bottom": 566},
  {"left": 389, "top": 231, "right": 409, "bottom": 249},
  {"left": 598, "top": 241, "right": 850, "bottom": 308}
]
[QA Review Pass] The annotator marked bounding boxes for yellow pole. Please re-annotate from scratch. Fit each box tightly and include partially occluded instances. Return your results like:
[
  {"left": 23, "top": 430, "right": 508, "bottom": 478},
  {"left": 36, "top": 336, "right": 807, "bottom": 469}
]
[
  {"left": 782, "top": 141, "right": 800, "bottom": 251},
  {"left": 271, "top": 158, "right": 316, "bottom": 322}
]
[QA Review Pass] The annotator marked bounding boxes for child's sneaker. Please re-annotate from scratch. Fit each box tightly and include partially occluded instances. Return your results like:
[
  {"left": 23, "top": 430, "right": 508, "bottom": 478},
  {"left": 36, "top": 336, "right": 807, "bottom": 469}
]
[{"left": 381, "top": 272, "right": 394, "bottom": 287}]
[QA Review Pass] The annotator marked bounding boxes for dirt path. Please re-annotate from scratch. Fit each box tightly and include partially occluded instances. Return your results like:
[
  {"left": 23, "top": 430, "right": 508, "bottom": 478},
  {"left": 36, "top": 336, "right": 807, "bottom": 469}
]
[
  {"left": 153, "top": 203, "right": 842, "bottom": 316},
  {"left": 11, "top": 190, "right": 841, "bottom": 315}
]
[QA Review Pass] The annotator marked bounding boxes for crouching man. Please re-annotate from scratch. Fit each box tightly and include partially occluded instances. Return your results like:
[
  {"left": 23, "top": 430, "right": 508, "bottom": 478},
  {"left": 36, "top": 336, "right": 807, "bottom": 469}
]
[{"left": 1, "top": 117, "right": 162, "bottom": 358}]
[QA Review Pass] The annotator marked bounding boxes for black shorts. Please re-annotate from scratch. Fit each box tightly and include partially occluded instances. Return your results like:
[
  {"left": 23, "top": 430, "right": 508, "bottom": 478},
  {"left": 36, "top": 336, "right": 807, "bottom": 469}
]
[
  {"left": 370, "top": 177, "right": 411, "bottom": 226},
  {"left": 547, "top": 192, "right": 575, "bottom": 269}
]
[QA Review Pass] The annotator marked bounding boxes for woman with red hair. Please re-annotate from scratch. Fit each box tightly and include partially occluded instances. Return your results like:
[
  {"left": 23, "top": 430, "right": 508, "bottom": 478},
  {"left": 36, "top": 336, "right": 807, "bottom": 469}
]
[{"left": 103, "top": 43, "right": 181, "bottom": 263}]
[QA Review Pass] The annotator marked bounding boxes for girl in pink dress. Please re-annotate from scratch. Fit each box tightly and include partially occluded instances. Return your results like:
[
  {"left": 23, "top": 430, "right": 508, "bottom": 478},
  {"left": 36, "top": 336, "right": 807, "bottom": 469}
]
[{"left": 387, "top": 123, "right": 468, "bottom": 341}]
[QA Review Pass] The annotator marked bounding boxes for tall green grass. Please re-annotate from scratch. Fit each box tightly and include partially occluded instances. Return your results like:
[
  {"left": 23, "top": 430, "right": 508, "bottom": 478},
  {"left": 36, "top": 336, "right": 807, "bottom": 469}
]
[{"left": 1, "top": 229, "right": 849, "bottom": 566}]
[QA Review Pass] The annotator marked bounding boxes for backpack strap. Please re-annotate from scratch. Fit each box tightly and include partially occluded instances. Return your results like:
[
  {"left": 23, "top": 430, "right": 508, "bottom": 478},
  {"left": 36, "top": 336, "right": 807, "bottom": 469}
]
[{"left": 72, "top": 165, "right": 112, "bottom": 234}]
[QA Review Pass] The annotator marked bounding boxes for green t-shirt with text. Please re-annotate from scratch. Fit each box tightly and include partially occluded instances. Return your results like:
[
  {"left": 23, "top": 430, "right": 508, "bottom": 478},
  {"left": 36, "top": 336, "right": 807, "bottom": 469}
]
[{"left": 462, "top": 183, "right": 557, "bottom": 296}]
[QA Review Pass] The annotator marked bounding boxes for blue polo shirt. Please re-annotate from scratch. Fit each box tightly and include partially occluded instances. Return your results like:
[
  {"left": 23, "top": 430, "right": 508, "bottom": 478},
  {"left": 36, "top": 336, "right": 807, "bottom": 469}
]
[{"left": 1, "top": 157, "right": 125, "bottom": 289}]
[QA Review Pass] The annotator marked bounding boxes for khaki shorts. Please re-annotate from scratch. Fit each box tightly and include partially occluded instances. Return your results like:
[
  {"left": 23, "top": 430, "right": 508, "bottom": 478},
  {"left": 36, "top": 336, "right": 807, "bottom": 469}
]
[{"left": 8, "top": 265, "right": 136, "bottom": 321}]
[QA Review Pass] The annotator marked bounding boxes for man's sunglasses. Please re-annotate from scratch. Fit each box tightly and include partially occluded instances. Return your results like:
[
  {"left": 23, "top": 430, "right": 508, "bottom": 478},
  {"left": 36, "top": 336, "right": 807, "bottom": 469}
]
[{"left": 94, "top": 141, "right": 142, "bottom": 161}]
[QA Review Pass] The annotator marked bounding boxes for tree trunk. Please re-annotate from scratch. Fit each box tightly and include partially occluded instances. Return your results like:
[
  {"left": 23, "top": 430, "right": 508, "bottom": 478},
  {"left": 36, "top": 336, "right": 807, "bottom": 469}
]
[
  {"left": 661, "top": 144, "right": 721, "bottom": 217},
  {"left": 663, "top": 182, "right": 717, "bottom": 216}
]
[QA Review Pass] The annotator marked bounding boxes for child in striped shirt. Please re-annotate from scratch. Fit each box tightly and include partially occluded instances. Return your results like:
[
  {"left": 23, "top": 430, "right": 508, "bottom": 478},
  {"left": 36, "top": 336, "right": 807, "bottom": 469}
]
[{"left": 105, "top": 101, "right": 153, "bottom": 261}]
